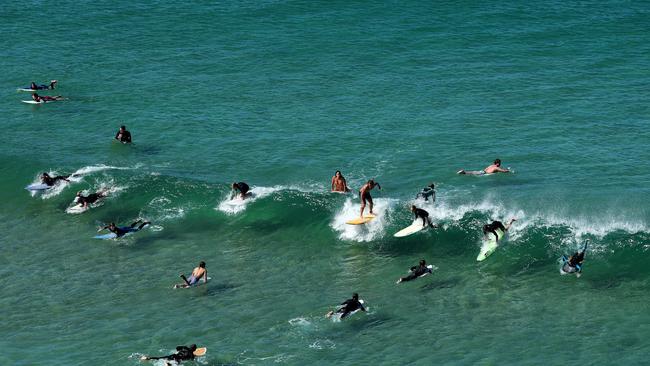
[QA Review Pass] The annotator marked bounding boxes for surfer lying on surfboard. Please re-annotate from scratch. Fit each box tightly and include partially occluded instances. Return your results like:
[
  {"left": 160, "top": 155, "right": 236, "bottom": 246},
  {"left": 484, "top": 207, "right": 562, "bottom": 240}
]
[
  {"left": 40, "top": 172, "right": 70, "bottom": 186},
  {"left": 141, "top": 344, "right": 205, "bottom": 363},
  {"left": 74, "top": 189, "right": 109, "bottom": 208},
  {"left": 31, "top": 93, "right": 64, "bottom": 103},
  {"left": 411, "top": 205, "right": 435, "bottom": 228},
  {"left": 326, "top": 293, "right": 366, "bottom": 319},
  {"left": 359, "top": 179, "right": 381, "bottom": 218},
  {"left": 457, "top": 158, "right": 510, "bottom": 175},
  {"left": 28, "top": 80, "right": 57, "bottom": 90},
  {"left": 483, "top": 218, "right": 516, "bottom": 242},
  {"left": 98, "top": 219, "right": 150, "bottom": 238},
  {"left": 231, "top": 181, "right": 250, "bottom": 199},
  {"left": 174, "top": 261, "right": 208, "bottom": 288},
  {"left": 397, "top": 259, "right": 432, "bottom": 283}
]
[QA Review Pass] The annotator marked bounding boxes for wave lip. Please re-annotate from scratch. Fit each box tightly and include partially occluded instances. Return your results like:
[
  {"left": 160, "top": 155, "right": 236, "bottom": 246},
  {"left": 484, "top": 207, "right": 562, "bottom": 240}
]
[{"left": 216, "top": 186, "right": 282, "bottom": 214}]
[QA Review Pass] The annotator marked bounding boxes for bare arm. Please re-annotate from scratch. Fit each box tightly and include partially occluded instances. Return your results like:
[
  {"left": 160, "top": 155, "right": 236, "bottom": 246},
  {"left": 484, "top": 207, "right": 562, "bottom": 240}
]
[
  {"left": 202, "top": 269, "right": 208, "bottom": 283},
  {"left": 505, "top": 218, "right": 516, "bottom": 231},
  {"left": 331, "top": 177, "right": 335, "bottom": 191},
  {"left": 496, "top": 167, "right": 510, "bottom": 173}
]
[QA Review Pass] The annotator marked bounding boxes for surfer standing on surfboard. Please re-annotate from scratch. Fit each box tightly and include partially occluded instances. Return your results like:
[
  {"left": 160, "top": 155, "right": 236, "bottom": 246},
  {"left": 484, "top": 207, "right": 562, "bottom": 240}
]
[
  {"left": 483, "top": 218, "right": 516, "bottom": 242},
  {"left": 411, "top": 205, "right": 435, "bottom": 228},
  {"left": 457, "top": 158, "right": 511, "bottom": 175},
  {"left": 175, "top": 261, "right": 208, "bottom": 288},
  {"left": 331, "top": 170, "right": 350, "bottom": 192},
  {"left": 359, "top": 179, "right": 381, "bottom": 218}
]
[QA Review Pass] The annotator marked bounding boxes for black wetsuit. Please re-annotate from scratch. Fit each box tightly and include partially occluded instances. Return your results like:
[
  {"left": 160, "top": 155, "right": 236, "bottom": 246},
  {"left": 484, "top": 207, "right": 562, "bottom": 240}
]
[
  {"left": 413, "top": 208, "right": 433, "bottom": 227},
  {"left": 109, "top": 221, "right": 149, "bottom": 237},
  {"left": 115, "top": 130, "right": 132, "bottom": 143},
  {"left": 42, "top": 175, "right": 69, "bottom": 186},
  {"left": 147, "top": 346, "right": 195, "bottom": 362},
  {"left": 484, "top": 221, "right": 506, "bottom": 240},
  {"left": 401, "top": 264, "right": 431, "bottom": 282},
  {"left": 77, "top": 193, "right": 103, "bottom": 206},
  {"left": 568, "top": 251, "right": 585, "bottom": 269},
  {"left": 234, "top": 182, "right": 250, "bottom": 195},
  {"left": 417, "top": 187, "right": 435, "bottom": 202},
  {"left": 337, "top": 298, "right": 365, "bottom": 318}
]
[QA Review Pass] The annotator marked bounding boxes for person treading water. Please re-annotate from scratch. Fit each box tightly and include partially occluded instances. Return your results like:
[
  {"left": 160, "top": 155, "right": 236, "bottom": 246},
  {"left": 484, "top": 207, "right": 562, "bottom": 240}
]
[
  {"left": 359, "top": 179, "right": 381, "bottom": 218},
  {"left": 483, "top": 218, "right": 516, "bottom": 242},
  {"left": 397, "top": 259, "right": 432, "bottom": 283},
  {"left": 326, "top": 293, "right": 366, "bottom": 319},
  {"left": 29, "top": 80, "right": 57, "bottom": 90},
  {"left": 175, "top": 261, "right": 208, "bottom": 288},
  {"left": 416, "top": 183, "right": 436, "bottom": 202},
  {"left": 74, "top": 189, "right": 108, "bottom": 208},
  {"left": 457, "top": 159, "right": 511, "bottom": 175},
  {"left": 98, "top": 219, "right": 150, "bottom": 238},
  {"left": 141, "top": 344, "right": 198, "bottom": 363},
  {"left": 411, "top": 205, "right": 435, "bottom": 229},
  {"left": 115, "top": 125, "right": 132, "bottom": 143},
  {"left": 41, "top": 172, "right": 70, "bottom": 187},
  {"left": 231, "top": 182, "right": 250, "bottom": 200},
  {"left": 331, "top": 170, "right": 350, "bottom": 193}
]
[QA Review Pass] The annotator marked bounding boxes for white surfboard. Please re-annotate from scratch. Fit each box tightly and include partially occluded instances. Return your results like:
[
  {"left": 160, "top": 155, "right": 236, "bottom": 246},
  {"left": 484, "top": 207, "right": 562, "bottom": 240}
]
[
  {"left": 66, "top": 204, "right": 89, "bottom": 214},
  {"left": 476, "top": 229, "right": 504, "bottom": 261},
  {"left": 17, "top": 88, "right": 41, "bottom": 92},
  {"left": 22, "top": 100, "right": 45, "bottom": 104},
  {"left": 394, "top": 220, "right": 427, "bottom": 237},
  {"left": 331, "top": 300, "right": 366, "bottom": 321},
  {"left": 25, "top": 183, "right": 51, "bottom": 191}
]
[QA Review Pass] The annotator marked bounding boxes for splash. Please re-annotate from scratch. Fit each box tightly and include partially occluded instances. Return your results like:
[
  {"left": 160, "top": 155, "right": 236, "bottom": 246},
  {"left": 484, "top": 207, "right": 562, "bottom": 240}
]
[
  {"left": 216, "top": 186, "right": 282, "bottom": 214},
  {"left": 331, "top": 197, "right": 398, "bottom": 242}
]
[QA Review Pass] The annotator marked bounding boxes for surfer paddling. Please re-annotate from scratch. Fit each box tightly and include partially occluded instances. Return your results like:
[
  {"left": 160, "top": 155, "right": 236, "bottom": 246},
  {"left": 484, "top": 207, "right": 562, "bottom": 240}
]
[
  {"left": 326, "top": 293, "right": 366, "bottom": 319},
  {"left": 74, "top": 189, "right": 109, "bottom": 208},
  {"left": 397, "top": 259, "right": 432, "bottom": 283},
  {"left": 457, "top": 159, "right": 510, "bottom": 175},
  {"left": 98, "top": 219, "right": 150, "bottom": 238},
  {"left": 411, "top": 205, "right": 435, "bottom": 228},
  {"left": 29, "top": 80, "right": 57, "bottom": 90},
  {"left": 40, "top": 172, "right": 70, "bottom": 186},
  {"left": 359, "top": 179, "right": 381, "bottom": 218},
  {"left": 483, "top": 218, "right": 516, "bottom": 242},
  {"left": 175, "top": 261, "right": 208, "bottom": 288},
  {"left": 141, "top": 344, "right": 203, "bottom": 363},
  {"left": 31, "top": 93, "right": 64, "bottom": 102},
  {"left": 331, "top": 170, "right": 350, "bottom": 192},
  {"left": 115, "top": 125, "right": 132, "bottom": 143},
  {"left": 231, "top": 182, "right": 250, "bottom": 199}
]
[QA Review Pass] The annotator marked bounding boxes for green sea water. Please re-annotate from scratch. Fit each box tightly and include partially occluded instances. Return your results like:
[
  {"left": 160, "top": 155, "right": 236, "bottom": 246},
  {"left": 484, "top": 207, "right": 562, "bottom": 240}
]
[{"left": 2, "top": 1, "right": 650, "bottom": 365}]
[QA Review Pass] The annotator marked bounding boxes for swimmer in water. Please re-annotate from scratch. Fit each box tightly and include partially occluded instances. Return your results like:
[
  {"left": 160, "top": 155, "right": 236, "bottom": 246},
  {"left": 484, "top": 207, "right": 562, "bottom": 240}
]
[
  {"left": 175, "top": 261, "right": 208, "bottom": 288},
  {"left": 115, "top": 125, "right": 132, "bottom": 143},
  {"left": 331, "top": 170, "right": 350, "bottom": 193},
  {"left": 141, "top": 344, "right": 198, "bottom": 363},
  {"left": 457, "top": 159, "right": 510, "bottom": 175}
]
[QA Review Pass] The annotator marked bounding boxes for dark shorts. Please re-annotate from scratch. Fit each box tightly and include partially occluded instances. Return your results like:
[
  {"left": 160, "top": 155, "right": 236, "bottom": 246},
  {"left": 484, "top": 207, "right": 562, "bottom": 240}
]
[{"left": 360, "top": 192, "right": 372, "bottom": 204}]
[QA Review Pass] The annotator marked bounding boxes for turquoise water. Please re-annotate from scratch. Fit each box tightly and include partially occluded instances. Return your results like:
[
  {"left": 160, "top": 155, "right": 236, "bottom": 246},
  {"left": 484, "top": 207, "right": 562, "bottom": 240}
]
[{"left": 2, "top": 1, "right": 650, "bottom": 364}]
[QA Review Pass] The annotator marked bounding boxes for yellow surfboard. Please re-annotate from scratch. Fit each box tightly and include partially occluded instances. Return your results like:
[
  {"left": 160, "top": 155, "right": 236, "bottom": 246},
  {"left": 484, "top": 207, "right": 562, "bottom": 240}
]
[
  {"left": 346, "top": 214, "right": 376, "bottom": 225},
  {"left": 193, "top": 347, "right": 207, "bottom": 356}
]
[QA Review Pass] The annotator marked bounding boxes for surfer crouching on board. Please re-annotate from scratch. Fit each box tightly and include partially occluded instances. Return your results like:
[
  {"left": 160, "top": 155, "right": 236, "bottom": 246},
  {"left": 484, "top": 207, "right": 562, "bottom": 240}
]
[
  {"left": 416, "top": 183, "right": 435, "bottom": 202},
  {"left": 326, "top": 293, "right": 366, "bottom": 319},
  {"left": 99, "top": 219, "right": 150, "bottom": 237},
  {"left": 74, "top": 189, "right": 108, "bottom": 208},
  {"left": 331, "top": 170, "right": 350, "bottom": 192},
  {"left": 483, "top": 218, "right": 516, "bottom": 242},
  {"left": 231, "top": 182, "right": 250, "bottom": 199},
  {"left": 175, "top": 261, "right": 208, "bottom": 288},
  {"left": 31, "top": 93, "right": 64, "bottom": 102},
  {"left": 359, "top": 179, "right": 381, "bottom": 217},
  {"left": 141, "top": 344, "right": 198, "bottom": 363},
  {"left": 457, "top": 159, "right": 510, "bottom": 175},
  {"left": 29, "top": 80, "right": 57, "bottom": 90},
  {"left": 411, "top": 205, "right": 435, "bottom": 228},
  {"left": 397, "top": 259, "right": 432, "bottom": 283},
  {"left": 41, "top": 172, "right": 70, "bottom": 186},
  {"left": 115, "top": 125, "right": 132, "bottom": 143}
]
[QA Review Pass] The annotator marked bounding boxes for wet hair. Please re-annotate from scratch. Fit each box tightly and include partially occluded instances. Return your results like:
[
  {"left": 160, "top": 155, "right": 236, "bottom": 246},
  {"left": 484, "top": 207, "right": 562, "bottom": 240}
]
[
  {"left": 42, "top": 172, "right": 49, "bottom": 176},
  {"left": 494, "top": 159, "right": 501, "bottom": 165},
  {"left": 368, "top": 179, "right": 375, "bottom": 185},
  {"left": 335, "top": 170, "right": 341, "bottom": 175},
  {"left": 76, "top": 191, "right": 82, "bottom": 196},
  {"left": 429, "top": 183, "right": 435, "bottom": 188},
  {"left": 199, "top": 261, "right": 206, "bottom": 268},
  {"left": 232, "top": 182, "right": 237, "bottom": 188},
  {"left": 482, "top": 224, "right": 490, "bottom": 234},
  {"left": 189, "top": 344, "right": 197, "bottom": 351},
  {"left": 411, "top": 205, "right": 417, "bottom": 210},
  {"left": 120, "top": 125, "right": 126, "bottom": 130},
  {"left": 352, "top": 293, "right": 359, "bottom": 300},
  {"left": 419, "top": 259, "right": 426, "bottom": 266}
]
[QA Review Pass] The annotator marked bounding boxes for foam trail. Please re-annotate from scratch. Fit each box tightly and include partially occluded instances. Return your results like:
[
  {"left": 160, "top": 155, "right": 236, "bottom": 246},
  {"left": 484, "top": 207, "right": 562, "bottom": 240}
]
[
  {"left": 38, "top": 164, "right": 132, "bottom": 199},
  {"left": 216, "top": 186, "right": 282, "bottom": 214},
  {"left": 331, "top": 197, "right": 397, "bottom": 242},
  {"left": 64, "top": 183, "right": 125, "bottom": 214}
]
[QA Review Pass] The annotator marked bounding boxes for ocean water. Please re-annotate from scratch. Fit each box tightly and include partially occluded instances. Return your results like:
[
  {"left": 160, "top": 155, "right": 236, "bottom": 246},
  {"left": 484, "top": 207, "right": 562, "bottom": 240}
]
[{"left": 2, "top": 1, "right": 650, "bottom": 364}]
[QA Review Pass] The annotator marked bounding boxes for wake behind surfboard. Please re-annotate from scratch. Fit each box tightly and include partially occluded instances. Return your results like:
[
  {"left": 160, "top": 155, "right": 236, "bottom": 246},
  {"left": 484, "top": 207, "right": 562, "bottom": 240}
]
[{"left": 346, "top": 214, "right": 376, "bottom": 225}]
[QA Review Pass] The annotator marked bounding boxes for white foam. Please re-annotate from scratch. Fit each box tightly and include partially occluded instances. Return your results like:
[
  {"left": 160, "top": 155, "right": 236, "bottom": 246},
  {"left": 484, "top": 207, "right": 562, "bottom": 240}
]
[
  {"left": 331, "top": 197, "right": 398, "bottom": 242},
  {"left": 37, "top": 165, "right": 132, "bottom": 199},
  {"left": 216, "top": 186, "right": 282, "bottom": 214}
]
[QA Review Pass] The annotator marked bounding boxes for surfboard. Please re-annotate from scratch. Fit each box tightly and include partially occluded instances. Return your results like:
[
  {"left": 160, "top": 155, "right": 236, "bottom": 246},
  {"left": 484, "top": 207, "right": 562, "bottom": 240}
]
[
  {"left": 22, "top": 100, "right": 45, "bottom": 104},
  {"left": 173, "top": 277, "right": 212, "bottom": 289},
  {"left": 346, "top": 214, "right": 376, "bottom": 225},
  {"left": 25, "top": 183, "right": 51, "bottom": 191},
  {"left": 66, "top": 204, "right": 89, "bottom": 214},
  {"left": 94, "top": 232, "right": 118, "bottom": 239},
  {"left": 193, "top": 347, "right": 207, "bottom": 356},
  {"left": 417, "top": 264, "right": 435, "bottom": 277},
  {"left": 476, "top": 229, "right": 504, "bottom": 261},
  {"left": 331, "top": 300, "right": 366, "bottom": 321},
  {"left": 17, "top": 88, "right": 42, "bottom": 92},
  {"left": 394, "top": 220, "right": 427, "bottom": 237}
]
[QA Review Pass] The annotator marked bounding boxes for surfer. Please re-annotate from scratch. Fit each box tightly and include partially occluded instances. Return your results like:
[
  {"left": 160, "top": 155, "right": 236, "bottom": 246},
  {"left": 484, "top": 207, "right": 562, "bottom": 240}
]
[
  {"left": 175, "top": 261, "right": 208, "bottom": 288},
  {"left": 331, "top": 170, "right": 350, "bottom": 192},
  {"left": 99, "top": 219, "right": 150, "bottom": 238},
  {"left": 31, "top": 93, "right": 64, "bottom": 102},
  {"left": 74, "top": 189, "right": 108, "bottom": 208},
  {"left": 114, "top": 125, "right": 132, "bottom": 143},
  {"left": 29, "top": 80, "right": 57, "bottom": 90},
  {"left": 397, "top": 259, "right": 432, "bottom": 283},
  {"left": 483, "top": 218, "right": 516, "bottom": 242},
  {"left": 40, "top": 172, "right": 70, "bottom": 186},
  {"left": 359, "top": 179, "right": 381, "bottom": 217},
  {"left": 565, "top": 241, "right": 588, "bottom": 275},
  {"left": 326, "top": 293, "right": 366, "bottom": 319},
  {"left": 457, "top": 159, "right": 510, "bottom": 175},
  {"left": 416, "top": 183, "right": 436, "bottom": 202},
  {"left": 141, "top": 344, "right": 198, "bottom": 363},
  {"left": 411, "top": 205, "right": 435, "bottom": 228},
  {"left": 231, "top": 182, "right": 250, "bottom": 199}
]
